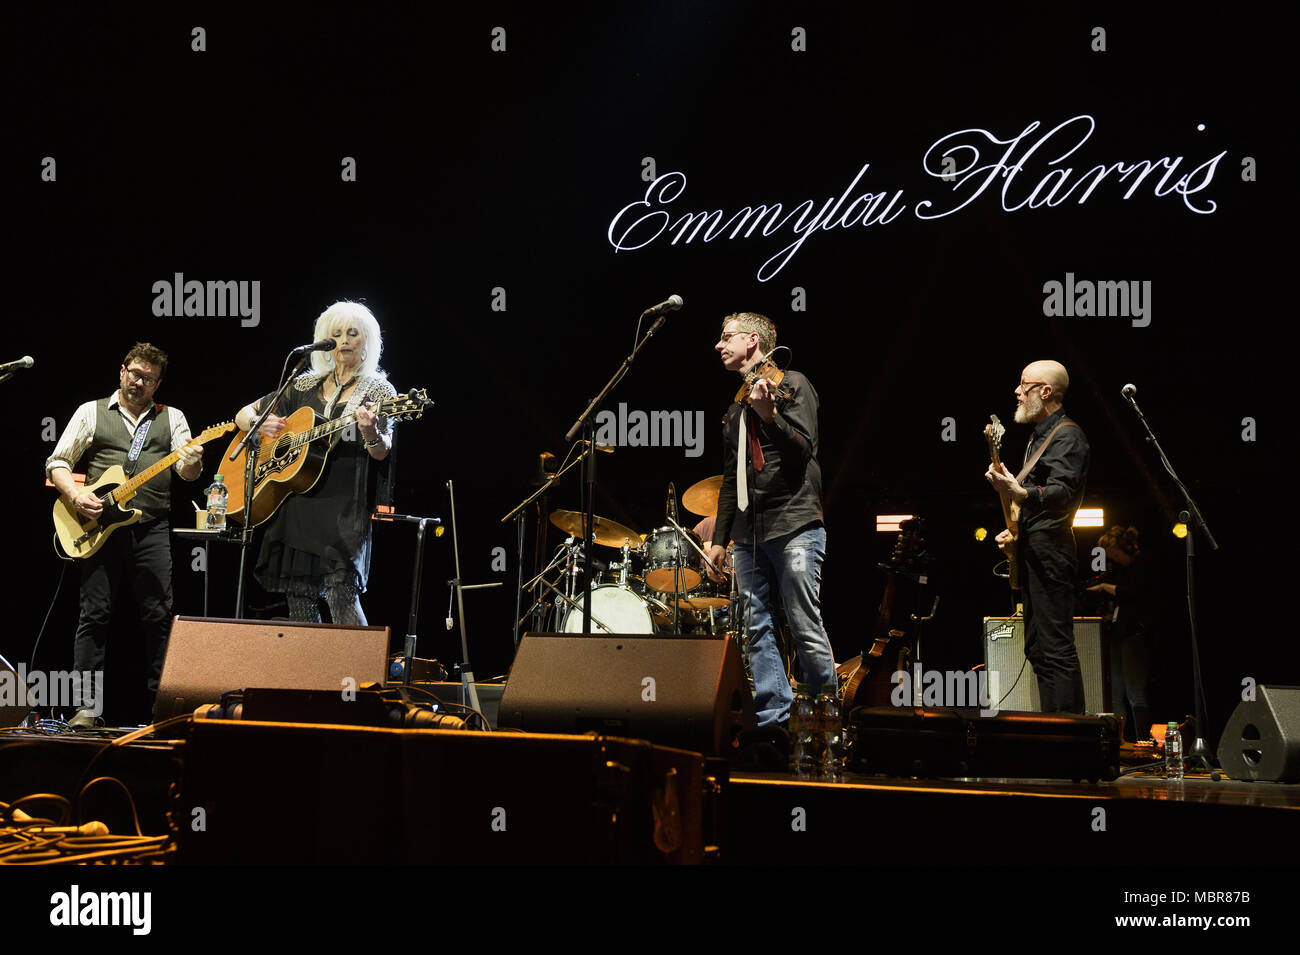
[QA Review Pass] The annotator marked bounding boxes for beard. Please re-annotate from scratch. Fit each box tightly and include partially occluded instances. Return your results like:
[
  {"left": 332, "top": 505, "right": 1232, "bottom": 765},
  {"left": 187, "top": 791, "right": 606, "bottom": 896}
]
[{"left": 1014, "top": 391, "right": 1043, "bottom": 424}]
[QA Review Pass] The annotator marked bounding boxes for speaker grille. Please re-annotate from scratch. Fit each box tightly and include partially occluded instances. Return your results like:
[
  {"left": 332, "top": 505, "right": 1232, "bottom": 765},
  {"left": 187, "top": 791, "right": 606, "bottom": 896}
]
[{"left": 983, "top": 617, "right": 1106, "bottom": 713}]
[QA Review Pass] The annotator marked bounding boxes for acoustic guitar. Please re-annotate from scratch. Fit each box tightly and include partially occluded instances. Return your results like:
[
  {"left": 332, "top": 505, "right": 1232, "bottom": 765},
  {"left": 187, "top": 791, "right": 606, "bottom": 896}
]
[
  {"left": 838, "top": 518, "right": 926, "bottom": 710},
  {"left": 222, "top": 388, "right": 430, "bottom": 527},
  {"left": 52, "top": 421, "right": 237, "bottom": 559}
]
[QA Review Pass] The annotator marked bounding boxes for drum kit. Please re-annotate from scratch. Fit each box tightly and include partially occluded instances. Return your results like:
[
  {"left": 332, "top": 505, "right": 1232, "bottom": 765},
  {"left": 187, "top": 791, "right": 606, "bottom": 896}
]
[{"left": 527, "top": 475, "right": 737, "bottom": 637}]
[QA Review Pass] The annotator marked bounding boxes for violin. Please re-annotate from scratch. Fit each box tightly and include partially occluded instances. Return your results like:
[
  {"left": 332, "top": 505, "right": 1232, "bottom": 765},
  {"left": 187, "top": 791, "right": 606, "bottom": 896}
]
[{"left": 734, "top": 352, "right": 793, "bottom": 405}]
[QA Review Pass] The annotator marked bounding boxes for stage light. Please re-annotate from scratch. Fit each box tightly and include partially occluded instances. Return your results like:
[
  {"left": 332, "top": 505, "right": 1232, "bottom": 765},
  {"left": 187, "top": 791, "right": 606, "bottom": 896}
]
[
  {"left": 876, "top": 514, "right": 913, "bottom": 533},
  {"left": 1172, "top": 522, "right": 1188, "bottom": 539},
  {"left": 1073, "top": 507, "right": 1104, "bottom": 528},
  {"left": 974, "top": 527, "right": 988, "bottom": 542}
]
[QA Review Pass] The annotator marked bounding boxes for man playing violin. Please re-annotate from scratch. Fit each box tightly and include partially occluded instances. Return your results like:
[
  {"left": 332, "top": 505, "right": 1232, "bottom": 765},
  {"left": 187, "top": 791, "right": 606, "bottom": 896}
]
[{"left": 705, "top": 312, "right": 833, "bottom": 728}]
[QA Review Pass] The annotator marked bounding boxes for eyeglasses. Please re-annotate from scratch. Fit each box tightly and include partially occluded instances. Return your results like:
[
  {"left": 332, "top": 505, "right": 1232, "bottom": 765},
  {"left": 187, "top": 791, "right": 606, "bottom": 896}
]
[
  {"left": 123, "top": 366, "right": 159, "bottom": 386},
  {"left": 718, "top": 330, "right": 749, "bottom": 344},
  {"left": 1017, "top": 380, "right": 1046, "bottom": 393}
]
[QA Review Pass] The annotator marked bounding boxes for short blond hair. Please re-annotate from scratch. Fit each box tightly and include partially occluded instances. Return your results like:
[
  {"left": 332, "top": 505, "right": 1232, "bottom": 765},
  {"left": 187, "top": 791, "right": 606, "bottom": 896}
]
[{"left": 723, "top": 312, "right": 776, "bottom": 354}]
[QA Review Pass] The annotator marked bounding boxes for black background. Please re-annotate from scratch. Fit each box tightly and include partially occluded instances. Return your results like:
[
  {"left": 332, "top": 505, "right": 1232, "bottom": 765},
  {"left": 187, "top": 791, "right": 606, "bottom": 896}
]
[{"left": 6, "top": 4, "right": 1288, "bottom": 737}]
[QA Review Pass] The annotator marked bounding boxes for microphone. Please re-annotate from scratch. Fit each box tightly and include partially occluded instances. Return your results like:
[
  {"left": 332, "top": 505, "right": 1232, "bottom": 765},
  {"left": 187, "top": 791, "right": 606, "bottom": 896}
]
[
  {"left": 290, "top": 340, "right": 337, "bottom": 355},
  {"left": 0, "top": 356, "right": 34, "bottom": 373},
  {"left": 641, "top": 295, "right": 684, "bottom": 318},
  {"left": 667, "top": 482, "right": 677, "bottom": 523},
  {"left": 1121, "top": 383, "right": 1137, "bottom": 399}
]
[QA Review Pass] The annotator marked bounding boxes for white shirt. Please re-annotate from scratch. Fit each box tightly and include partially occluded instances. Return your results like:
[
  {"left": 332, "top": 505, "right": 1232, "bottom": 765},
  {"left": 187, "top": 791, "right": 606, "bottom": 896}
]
[{"left": 45, "top": 391, "right": 195, "bottom": 480}]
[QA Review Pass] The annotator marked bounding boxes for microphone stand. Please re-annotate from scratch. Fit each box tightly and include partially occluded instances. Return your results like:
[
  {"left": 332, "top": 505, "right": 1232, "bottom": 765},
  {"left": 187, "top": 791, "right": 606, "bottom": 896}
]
[
  {"left": 501, "top": 446, "right": 593, "bottom": 642},
  {"left": 229, "top": 348, "right": 316, "bottom": 618},
  {"left": 1124, "top": 390, "right": 1219, "bottom": 770},
  {"left": 563, "top": 308, "right": 670, "bottom": 633},
  {"left": 446, "top": 479, "right": 501, "bottom": 716}
]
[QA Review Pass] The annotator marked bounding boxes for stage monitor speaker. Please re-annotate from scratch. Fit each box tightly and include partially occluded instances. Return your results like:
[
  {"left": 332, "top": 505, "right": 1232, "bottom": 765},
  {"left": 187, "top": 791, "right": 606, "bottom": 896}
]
[
  {"left": 983, "top": 617, "right": 1106, "bottom": 714},
  {"left": 154, "top": 616, "right": 390, "bottom": 723},
  {"left": 1218, "top": 685, "right": 1300, "bottom": 782},
  {"left": 498, "top": 632, "right": 756, "bottom": 756},
  {"left": 1, "top": 652, "right": 32, "bottom": 727}
]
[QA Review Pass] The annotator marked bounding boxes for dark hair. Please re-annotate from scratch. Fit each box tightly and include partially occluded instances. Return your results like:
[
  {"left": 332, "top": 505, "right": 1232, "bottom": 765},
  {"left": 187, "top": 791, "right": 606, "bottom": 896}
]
[
  {"left": 123, "top": 342, "right": 168, "bottom": 380},
  {"left": 1098, "top": 525, "right": 1140, "bottom": 556}
]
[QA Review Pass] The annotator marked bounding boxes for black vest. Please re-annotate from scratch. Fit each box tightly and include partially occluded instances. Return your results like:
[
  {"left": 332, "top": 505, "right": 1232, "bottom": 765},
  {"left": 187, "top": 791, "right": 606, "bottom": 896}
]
[{"left": 83, "top": 398, "right": 174, "bottom": 522}]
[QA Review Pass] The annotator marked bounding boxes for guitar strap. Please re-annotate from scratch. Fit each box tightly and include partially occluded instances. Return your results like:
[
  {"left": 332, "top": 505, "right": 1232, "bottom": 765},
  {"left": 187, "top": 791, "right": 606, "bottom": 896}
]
[
  {"left": 124, "top": 410, "right": 159, "bottom": 476},
  {"left": 1015, "top": 420, "right": 1079, "bottom": 484}
]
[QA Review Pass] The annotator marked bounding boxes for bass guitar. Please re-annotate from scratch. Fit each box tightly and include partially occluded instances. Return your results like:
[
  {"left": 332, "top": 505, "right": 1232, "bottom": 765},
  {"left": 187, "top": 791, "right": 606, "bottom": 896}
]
[
  {"left": 222, "top": 388, "right": 430, "bottom": 527},
  {"left": 52, "top": 421, "right": 237, "bottom": 559},
  {"left": 983, "top": 414, "right": 1020, "bottom": 591}
]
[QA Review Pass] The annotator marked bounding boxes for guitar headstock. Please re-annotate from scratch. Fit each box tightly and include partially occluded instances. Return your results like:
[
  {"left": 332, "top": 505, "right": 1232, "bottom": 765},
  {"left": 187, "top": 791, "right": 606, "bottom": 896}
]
[
  {"left": 892, "top": 517, "right": 926, "bottom": 570},
  {"left": 378, "top": 388, "right": 432, "bottom": 423},
  {"left": 984, "top": 414, "right": 1005, "bottom": 465},
  {"left": 200, "top": 421, "right": 238, "bottom": 441}
]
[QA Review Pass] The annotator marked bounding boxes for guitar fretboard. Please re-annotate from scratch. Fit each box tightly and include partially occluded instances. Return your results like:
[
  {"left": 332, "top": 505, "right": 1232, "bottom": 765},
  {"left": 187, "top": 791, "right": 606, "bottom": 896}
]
[{"left": 107, "top": 424, "right": 232, "bottom": 504}]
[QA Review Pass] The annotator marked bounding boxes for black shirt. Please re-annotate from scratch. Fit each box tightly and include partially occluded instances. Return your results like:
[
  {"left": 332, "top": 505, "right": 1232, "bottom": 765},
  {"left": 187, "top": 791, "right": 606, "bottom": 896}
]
[
  {"left": 1019, "top": 407, "right": 1089, "bottom": 540},
  {"left": 714, "top": 369, "right": 824, "bottom": 545}
]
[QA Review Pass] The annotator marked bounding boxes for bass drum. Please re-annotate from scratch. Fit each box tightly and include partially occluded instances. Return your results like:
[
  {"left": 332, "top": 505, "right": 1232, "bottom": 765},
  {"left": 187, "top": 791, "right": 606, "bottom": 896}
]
[{"left": 561, "top": 584, "right": 657, "bottom": 634}]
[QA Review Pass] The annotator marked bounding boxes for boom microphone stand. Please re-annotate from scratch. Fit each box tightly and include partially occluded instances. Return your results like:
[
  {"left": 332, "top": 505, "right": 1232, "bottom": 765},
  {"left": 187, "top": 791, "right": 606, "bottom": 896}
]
[
  {"left": 1122, "top": 383, "right": 1219, "bottom": 770},
  {"left": 229, "top": 346, "right": 318, "bottom": 618},
  {"left": 563, "top": 295, "right": 682, "bottom": 633}
]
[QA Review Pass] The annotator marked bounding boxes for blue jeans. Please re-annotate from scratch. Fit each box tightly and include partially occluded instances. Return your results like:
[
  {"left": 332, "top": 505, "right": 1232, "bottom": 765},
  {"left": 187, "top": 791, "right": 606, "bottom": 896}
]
[{"left": 732, "top": 524, "right": 835, "bottom": 726}]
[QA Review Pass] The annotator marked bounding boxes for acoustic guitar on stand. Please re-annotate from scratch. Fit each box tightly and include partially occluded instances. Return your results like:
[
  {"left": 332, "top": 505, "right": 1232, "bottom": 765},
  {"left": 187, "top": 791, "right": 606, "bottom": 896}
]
[
  {"left": 222, "top": 388, "right": 430, "bottom": 527},
  {"left": 52, "top": 421, "right": 237, "bottom": 559}
]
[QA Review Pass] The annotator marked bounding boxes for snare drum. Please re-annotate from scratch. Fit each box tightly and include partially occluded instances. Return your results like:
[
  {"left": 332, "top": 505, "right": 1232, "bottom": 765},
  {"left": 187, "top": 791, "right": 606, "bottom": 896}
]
[
  {"left": 642, "top": 526, "right": 703, "bottom": 593},
  {"left": 561, "top": 584, "right": 657, "bottom": 634}
]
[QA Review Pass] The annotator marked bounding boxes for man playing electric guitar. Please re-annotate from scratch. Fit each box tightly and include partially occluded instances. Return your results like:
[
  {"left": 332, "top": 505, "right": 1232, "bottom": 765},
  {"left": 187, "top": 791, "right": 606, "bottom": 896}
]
[
  {"left": 984, "top": 359, "right": 1090, "bottom": 713},
  {"left": 46, "top": 343, "right": 204, "bottom": 727}
]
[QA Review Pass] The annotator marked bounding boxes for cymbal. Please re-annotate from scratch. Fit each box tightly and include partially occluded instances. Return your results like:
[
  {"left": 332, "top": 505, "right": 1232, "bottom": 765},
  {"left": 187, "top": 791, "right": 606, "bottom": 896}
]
[
  {"left": 549, "top": 509, "right": 640, "bottom": 548},
  {"left": 682, "top": 475, "right": 724, "bottom": 516}
]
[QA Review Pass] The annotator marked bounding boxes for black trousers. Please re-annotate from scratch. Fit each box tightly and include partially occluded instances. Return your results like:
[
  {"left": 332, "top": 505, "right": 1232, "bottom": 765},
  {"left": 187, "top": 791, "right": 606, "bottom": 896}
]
[
  {"left": 73, "top": 519, "right": 174, "bottom": 716},
  {"left": 1020, "top": 532, "right": 1086, "bottom": 713}
]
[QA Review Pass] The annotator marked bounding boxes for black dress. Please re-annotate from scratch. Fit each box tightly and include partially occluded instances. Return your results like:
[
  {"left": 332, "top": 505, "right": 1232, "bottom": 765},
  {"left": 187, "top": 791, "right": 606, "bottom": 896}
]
[{"left": 253, "top": 374, "right": 394, "bottom": 596}]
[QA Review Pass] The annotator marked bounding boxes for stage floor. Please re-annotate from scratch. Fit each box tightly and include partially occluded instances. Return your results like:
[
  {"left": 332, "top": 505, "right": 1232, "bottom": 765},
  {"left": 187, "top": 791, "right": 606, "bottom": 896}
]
[{"left": 3, "top": 721, "right": 1297, "bottom": 867}]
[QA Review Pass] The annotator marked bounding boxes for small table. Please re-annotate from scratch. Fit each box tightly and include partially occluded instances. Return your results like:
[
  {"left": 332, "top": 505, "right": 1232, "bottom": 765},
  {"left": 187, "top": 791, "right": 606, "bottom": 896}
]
[{"left": 172, "top": 527, "right": 243, "bottom": 617}]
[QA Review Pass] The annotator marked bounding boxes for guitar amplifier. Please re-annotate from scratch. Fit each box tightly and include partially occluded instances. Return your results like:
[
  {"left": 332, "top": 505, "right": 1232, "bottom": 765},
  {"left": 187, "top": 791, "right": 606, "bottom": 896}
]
[{"left": 982, "top": 617, "right": 1107, "bottom": 714}]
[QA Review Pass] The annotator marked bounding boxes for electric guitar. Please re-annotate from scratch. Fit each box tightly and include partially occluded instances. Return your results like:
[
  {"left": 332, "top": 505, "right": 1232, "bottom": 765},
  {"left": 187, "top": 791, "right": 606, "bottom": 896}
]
[
  {"left": 984, "top": 414, "right": 1020, "bottom": 591},
  {"left": 222, "top": 388, "right": 431, "bottom": 527},
  {"left": 52, "top": 421, "right": 238, "bottom": 559}
]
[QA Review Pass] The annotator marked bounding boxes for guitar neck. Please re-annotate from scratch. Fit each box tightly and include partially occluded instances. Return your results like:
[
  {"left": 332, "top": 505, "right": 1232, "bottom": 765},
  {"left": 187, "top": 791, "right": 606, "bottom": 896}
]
[
  {"left": 108, "top": 425, "right": 232, "bottom": 503},
  {"left": 111, "top": 448, "right": 186, "bottom": 501},
  {"left": 285, "top": 410, "right": 360, "bottom": 451}
]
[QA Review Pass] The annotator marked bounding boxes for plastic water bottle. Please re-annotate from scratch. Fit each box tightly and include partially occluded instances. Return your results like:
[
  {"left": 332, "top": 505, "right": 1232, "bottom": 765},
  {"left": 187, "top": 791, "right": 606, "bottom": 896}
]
[
  {"left": 205, "top": 474, "right": 229, "bottom": 529},
  {"left": 818, "top": 685, "right": 844, "bottom": 782},
  {"left": 1164, "top": 721, "right": 1183, "bottom": 780},
  {"left": 788, "top": 684, "right": 817, "bottom": 779}
]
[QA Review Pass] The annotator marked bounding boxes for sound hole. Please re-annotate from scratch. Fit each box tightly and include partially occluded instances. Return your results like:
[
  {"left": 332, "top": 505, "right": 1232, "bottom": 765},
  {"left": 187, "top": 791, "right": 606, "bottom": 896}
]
[{"left": 1242, "top": 721, "right": 1262, "bottom": 766}]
